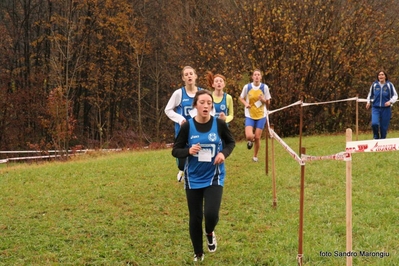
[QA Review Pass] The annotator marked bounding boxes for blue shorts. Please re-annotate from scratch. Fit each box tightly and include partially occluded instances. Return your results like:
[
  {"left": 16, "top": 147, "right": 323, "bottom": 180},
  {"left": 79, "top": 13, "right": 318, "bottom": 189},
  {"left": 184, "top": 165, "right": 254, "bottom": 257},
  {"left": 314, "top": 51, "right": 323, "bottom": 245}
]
[{"left": 245, "top": 117, "right": 267, "bottom": 130}]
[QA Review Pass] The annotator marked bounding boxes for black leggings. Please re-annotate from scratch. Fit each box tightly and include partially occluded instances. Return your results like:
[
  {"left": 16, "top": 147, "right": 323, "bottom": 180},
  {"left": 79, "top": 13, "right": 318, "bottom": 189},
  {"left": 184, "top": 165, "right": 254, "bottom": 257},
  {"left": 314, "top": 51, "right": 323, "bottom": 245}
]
[{"left": 185, "top": 185, "right": 223, "bottom": 254}]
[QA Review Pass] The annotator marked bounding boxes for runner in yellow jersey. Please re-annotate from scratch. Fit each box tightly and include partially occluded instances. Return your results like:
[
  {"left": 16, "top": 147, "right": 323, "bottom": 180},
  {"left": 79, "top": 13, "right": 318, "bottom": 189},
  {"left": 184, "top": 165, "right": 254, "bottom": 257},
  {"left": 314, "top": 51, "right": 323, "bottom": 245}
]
[{"left": 239, "top": 69, "right": 271, "bottom": 162}]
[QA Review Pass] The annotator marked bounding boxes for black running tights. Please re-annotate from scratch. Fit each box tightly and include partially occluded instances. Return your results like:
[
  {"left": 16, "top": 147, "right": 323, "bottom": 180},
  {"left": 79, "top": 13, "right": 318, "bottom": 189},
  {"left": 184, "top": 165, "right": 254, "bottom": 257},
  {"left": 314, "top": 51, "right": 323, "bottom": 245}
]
[{"left": 185, "top": 185, "right": 223, "bottom": 254}]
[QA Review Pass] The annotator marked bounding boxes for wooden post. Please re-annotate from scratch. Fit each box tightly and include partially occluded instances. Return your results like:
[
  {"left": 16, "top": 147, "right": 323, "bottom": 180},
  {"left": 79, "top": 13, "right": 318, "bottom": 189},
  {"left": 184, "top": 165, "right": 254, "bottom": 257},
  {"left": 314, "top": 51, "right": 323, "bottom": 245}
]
[
  {"left": 355, "top": 94, "right": 359, "bottom": 141},
  {"left": 265, "top": 123, "right": 269, "bottom": 175},
  {"left": 346, "top": 129, "right": 353, "bottom": 266},
  {"left": 297, "top": 147, "right": 306, "bottom": 266},
  {"left": 270, "top": 125, "right": 277, "bottom": 207},
  {"left": 298, "top": 100, "right": 304, "bottom": 265},
  {"left": 299, "top": 97, "right": 303, "bottom": 155}
]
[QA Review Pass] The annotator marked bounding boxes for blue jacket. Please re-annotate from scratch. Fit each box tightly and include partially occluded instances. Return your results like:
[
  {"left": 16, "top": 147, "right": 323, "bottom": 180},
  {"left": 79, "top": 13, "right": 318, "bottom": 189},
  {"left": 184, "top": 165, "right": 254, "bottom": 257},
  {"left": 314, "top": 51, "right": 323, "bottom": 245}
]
[{"left": 368, "top": 81, "right": 398, "bottom": 108}]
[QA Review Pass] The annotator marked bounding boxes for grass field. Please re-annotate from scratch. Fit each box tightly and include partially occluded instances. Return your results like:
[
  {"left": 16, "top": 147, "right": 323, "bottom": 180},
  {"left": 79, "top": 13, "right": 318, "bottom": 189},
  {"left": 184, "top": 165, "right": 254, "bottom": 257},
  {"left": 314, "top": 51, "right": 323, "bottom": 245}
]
[{"left": 0, "top": 131, "right": 398, "bottom": 265}]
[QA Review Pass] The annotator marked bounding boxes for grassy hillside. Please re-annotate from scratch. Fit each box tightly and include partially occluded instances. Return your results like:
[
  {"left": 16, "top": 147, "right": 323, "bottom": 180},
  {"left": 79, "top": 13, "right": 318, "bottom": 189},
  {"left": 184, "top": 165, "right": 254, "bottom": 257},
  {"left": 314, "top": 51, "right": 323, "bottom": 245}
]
[{"left": 0, "top": 131, "right": 398, "bottom": 265}]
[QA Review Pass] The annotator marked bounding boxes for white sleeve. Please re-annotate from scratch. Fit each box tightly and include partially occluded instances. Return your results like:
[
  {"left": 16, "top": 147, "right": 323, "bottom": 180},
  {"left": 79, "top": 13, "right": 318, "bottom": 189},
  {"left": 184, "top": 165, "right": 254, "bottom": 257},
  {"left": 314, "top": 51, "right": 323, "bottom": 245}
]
[
  {"left": 391, "top": 83, "right": 398, "bottom": 103},
  {"left": 366, "top": 85, "right": 373, "bottom": 103},
  {"left": 164, "top": 89, "right": 185, "bottom": 124},
  {"left": 264, "top": 84, "right": 271, "bottom": 100},
  {"left": 240, "top": 84, "right": 249, "bottom": 100}
]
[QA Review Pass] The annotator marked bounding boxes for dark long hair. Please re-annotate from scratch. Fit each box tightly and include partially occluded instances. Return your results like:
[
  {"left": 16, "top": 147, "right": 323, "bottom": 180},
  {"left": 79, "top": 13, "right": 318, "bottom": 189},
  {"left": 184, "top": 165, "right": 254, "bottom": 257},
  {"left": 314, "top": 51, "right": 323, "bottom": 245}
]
[
  {"left": 193, "top": 89, "right": 214, "bottom": 107},
  {"left": 376, "top": 70, "right": 388, "bottom": 81}
]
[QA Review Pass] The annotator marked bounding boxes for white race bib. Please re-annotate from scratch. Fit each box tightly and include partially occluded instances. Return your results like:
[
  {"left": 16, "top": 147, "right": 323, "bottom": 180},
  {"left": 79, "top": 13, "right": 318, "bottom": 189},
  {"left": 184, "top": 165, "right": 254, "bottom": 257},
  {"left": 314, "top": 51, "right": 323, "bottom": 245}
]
[{"left": 198, "top": 149, "right": 212, "bottom": 162}]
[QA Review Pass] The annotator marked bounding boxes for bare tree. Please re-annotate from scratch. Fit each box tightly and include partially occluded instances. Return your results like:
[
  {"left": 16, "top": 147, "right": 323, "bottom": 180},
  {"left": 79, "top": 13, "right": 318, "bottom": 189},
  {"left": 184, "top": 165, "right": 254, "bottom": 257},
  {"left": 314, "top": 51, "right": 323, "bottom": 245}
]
[{"left": 48, "top": 0, "right": 86, "bottom": 154}]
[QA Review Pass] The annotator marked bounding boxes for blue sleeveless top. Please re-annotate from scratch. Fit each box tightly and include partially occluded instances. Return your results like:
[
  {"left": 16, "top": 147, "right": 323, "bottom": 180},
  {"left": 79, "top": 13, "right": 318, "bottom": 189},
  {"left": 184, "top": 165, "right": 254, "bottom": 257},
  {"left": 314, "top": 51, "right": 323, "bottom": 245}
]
[
  {"left": 214, "top": 93, "right": 229, "bottom": 119},
  {"left": 184, "top": 117, "right": 225, "bottom": 189},
  {"left": 174, "top": 87, "right": 201, "bottom": 136}
]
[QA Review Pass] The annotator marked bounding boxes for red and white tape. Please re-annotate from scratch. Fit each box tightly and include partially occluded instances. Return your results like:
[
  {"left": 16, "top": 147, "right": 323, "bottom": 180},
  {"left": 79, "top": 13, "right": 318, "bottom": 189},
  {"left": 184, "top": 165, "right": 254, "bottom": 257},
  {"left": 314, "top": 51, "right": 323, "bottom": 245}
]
[
  {"left": 270, "top": 129, "right": 305, "bottom": 165},
  {"left": 301, "top": 152, "right": 351, "bottom": 162}
]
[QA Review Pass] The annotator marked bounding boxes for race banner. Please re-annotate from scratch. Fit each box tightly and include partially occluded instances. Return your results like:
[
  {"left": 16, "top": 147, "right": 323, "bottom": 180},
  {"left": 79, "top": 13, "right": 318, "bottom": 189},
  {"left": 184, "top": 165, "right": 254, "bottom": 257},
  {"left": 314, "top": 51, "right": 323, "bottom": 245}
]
[{"left": 346, "top": 138, "right": 399, "bottom": 153}]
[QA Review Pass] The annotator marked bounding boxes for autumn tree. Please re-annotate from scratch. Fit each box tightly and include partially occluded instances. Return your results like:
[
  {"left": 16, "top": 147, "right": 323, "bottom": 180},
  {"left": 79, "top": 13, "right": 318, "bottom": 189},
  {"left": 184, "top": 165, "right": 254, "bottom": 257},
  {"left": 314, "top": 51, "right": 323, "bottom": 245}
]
[
  {"left": 41, "top": 87, "right": 76, "bottom": 152},
  {"left": 182, "top": 0, "right": 399, "bottom": 136},
  {"left": 2, "top": 0, "right": 399, "bottom": 151},
  {"left": 46, "top": 0, "right": 89, "bottom": 154},
  {"left": 0, "top": 0, "right": 50, "bottom": 149}
]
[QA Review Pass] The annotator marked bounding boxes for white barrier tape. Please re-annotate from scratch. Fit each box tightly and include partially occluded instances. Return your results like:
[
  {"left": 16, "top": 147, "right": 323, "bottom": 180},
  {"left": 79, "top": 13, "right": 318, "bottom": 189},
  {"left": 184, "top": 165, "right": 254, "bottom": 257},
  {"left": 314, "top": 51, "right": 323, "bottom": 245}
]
[
  {"left": 268, "top": 100, "right": 302, "bottom": 115},
  {"left": 267, "top": 97, "right": 364, "bottom": 116},
  {"left": 0, "top": 149, "right": 122, "bottom": 154},
  {"left": 357, "top": 98, "right": 368, "bottom": 103},
  {"left": 301, "top": 97, "right": 357, "bottom": 106},
  {"left": 301, "top": 151, "right": 351, "bottom": 162},
  {"left": 267, "top": 97, "right": 367, "bottom": 114},
  {"left": 7, "top": 155, "right": 64, "bottom": 161},
  {"left": 346, "top": 138, "right": 399, "bottom": 153},
  {"left": 270, "top": 129, "right": 305, "bottom": 165},
  {"left": 0, "top": 149, "right": 91, "bottom": 154}
]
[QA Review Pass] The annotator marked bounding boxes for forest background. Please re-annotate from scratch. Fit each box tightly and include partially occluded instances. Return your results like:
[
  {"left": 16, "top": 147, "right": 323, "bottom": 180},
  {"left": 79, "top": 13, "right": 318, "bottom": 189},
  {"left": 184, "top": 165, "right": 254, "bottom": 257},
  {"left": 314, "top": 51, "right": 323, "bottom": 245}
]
[{"left": 1, "top": 0, "right": 399, "bottom": 152}]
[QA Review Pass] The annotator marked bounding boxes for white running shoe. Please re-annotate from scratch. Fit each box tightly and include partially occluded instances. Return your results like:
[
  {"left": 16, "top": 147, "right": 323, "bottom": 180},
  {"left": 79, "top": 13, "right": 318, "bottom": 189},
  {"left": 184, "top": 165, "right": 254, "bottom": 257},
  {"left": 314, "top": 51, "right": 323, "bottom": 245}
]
[
  {"left": 193, "top": 253, "right": 204, "bottom": 262},
  {"left": 177, "top": 170, "right": 184, "bottom": 182},
  {"left": 206, "top": 232, "right": 217, "bottom": 252},
  {"left": 252, "top": 157, "right": 259, "bottom": 162}
]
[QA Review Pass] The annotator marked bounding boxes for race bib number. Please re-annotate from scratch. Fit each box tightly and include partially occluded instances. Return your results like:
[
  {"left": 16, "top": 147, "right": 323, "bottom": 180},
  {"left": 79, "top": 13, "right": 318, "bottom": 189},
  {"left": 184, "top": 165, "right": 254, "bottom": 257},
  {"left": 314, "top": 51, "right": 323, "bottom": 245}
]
[{"left": 198, "top": 149, "right": 212, "bottom": 162}]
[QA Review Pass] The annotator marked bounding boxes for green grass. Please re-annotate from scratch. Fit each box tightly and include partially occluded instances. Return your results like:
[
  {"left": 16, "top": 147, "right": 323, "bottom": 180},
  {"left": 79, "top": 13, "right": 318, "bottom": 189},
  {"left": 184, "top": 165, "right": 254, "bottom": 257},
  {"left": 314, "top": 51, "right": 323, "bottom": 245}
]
[{"left": 0, "top": 131, "right": 398, "bottom": 265}]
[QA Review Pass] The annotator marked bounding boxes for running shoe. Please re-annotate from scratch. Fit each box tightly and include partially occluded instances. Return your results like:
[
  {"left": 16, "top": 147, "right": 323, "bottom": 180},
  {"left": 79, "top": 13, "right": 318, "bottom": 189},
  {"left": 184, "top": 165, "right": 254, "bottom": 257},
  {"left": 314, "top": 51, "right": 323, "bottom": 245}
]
[
  {"left": 247, "top": 141, "right": 253, "bottom": 149},
  {"left": 177, "top": 170, "right": 184, "bottom": 182},
  {"left": 252, "top": 157, "right": 259, "bottom": 162},
  {"left": 206, "top": 232, "right": 217, "bottom": 252},
  {"left": 194, "top": 253, "right": 204, "bottom": 262}
]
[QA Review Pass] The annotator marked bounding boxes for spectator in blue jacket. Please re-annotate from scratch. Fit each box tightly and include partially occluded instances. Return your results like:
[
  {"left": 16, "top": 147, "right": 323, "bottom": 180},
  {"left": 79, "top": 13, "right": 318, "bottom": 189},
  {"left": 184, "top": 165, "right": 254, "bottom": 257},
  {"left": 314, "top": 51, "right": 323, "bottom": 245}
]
[{"left": 366, "top": 70, "right": 398, "bottom": 139}]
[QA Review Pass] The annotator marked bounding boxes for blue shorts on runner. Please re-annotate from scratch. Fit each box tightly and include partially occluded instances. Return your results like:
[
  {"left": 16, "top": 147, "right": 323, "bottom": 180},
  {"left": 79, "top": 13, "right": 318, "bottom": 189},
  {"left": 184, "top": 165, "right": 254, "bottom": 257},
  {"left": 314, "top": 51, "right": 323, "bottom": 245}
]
[{"left": 245, "top": 117, "right": 267, "bottom": 130}]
